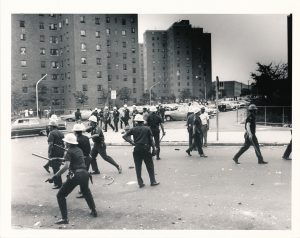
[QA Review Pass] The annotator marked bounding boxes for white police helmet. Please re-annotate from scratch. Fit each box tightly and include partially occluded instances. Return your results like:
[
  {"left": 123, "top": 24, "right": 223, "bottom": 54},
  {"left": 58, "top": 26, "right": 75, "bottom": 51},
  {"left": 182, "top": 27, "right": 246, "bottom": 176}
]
[
  {"left": 134, "top": 114, "right": 145, "bottom": 122},
  {"left": 48, "top": 120, "right": 58, "bottom": 127},
  {"left": 149, "top": 106, "right": 157, "bottom": 112},
  {"left": 72, "top": 123, "right": 86, "bottom": 132},
  {"left": 63, "top": 133, "right": 78, "bottom": 144},
  {"left": 88, "top": 115, "right": 98, "bottom": 123}
]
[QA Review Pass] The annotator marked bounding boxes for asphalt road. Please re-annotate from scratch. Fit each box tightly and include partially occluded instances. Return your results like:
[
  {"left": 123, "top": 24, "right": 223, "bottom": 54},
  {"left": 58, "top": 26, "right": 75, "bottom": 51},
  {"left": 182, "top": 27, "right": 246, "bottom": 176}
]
[{"left": 11, "top": 137, "right": 291, "bottom": 230}]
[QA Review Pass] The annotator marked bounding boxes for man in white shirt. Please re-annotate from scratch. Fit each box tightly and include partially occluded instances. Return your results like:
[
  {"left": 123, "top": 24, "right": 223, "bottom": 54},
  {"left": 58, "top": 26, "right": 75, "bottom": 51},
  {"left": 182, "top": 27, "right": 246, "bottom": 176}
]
[{"left": 200, "top": 106, "right": 209, "bottom": 147}]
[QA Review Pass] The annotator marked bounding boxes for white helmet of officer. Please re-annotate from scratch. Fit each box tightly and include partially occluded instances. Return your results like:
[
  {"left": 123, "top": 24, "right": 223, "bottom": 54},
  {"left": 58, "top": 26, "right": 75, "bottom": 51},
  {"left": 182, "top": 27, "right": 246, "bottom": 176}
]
[
  {"left": 72, "top": 123, "right": 86, "bottom": 132},
  {"left": 63, "top": 133, "right": 78, "bottom": 144},
  {"left": 149, "top": 106, "right": 157, "bottom": 112},
  {"left": 134, "top": 114, "right": 145, "bottom": 122},
  {"left": 88, "top": 115, "right": 98, "bottom": 123}
]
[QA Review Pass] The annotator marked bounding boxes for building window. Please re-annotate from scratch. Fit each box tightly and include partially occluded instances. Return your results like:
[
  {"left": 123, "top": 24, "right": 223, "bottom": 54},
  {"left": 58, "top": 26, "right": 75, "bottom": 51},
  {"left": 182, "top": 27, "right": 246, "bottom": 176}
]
[
  {"left": 130, "top": 16, "right": 135, "bottom": 23},
  {"left": 52, "top": 99, "right": 60, "bottom": 106},
  {"left": 131, "top": 27, "right": 135, "bottom": 33},
  {"left": 82, "top": 84, "right": 88, "bottom": 91},
  {"left": 40, "top": 48, "right": 46, "bottom": 55},
  {"left": 133, "top": 88, "right": 136, "bottom": 93},
  {"left": 106, "top": 28, "right": 110, "bottom": 35},
  {"left": 22, "top": 73, "right": 27, "bottom": 80},
  {"left": 133, "top": 78, "right": 136, "bottom": 83},
  {"left": 21, "top": 60, "right": 27, "bottom": 67},
  {"left": 97, "top": 85, "right": 102, "bottom": 91},
  {"left": 39, "top": 22, "right": 44, "bottom": 29},
  {"left": 96, "top": 58, "right": 101, "bottom": 65},
  {"left": 122, "top": 41, "right": 126, "bottom": 48},
  {"left": 50, "top": 49, "right": 58, "bottom": 55},
  {"left": 107, "top": 52, "right": 111, "bottom": 58},
  {"left": 178, "top": 82, "right": 180, "bottom": 86},
  {"left": 65, "top": 18, "right": 69, "bottom": 25},
  {"left": 132, "top": 58, "right": 136, "bottom": 64},
  {"left": 107, "top": 40, "right": 110, "bottom": 46},
  {"left": 95, "top": 31, "right": 100, "bottom": 38},
  {"left": 22, "top": 87, "right": 28, "bottom": 93},
  {"left": 96, "top": 71, "right": 102, "bottom": 78},
  {"left": 49, "top": 23, "right": 57, "bottom": 30},
  {"left": 123, "top": 76, "right": 127, "bottom": 81},
  {"left": 50, "top": 36, "right": 58, "bottom": 43},
  {"left": 20, "top": 34, "right": 26, "bottom": 40},
  {"left": 96, "top": 44, "right": 101, "bottom": 51},
  {"left": 53, "top": 87, "right": 59, "bottom": 93},
  {"left": 123, "top": 53, "right": 127, "bottom": 59},
  {"left": 67, "top": 72, "right": 71, "bottom": 79},
  {"left": 80, "top": 16, "right": 85, "bottom": 23},
  {"left": 108, "top": 75, "right": 112, "bottom": 81},
  {"left": 41, "top": 61, "right": 46, "bottom": 68},
  {"left": 106, "top": 17, "right": 110, "bottom": 23},
  {"left": 81, "top": 57, "right": 87, "bottom": 64},
  {"left": 59, "top": 22, "right": 62, "bottom": 28},
  {"left": 123, "top": 64, "right": 127, "bottom": 70},
  {"left": 51, "top": 61, "right": 59, "bottom": 68},
  {"left": 20, "top": 47, "right": 26, "bottom": 55},
  {"left": 81, "top": 43, "right": 87, "bottom": 51},
  {"left": 95, "top": 17, "right": 100, "bottom": 25},
  {"left": 122, "top": 18, "right": 126, "bottom": 25},
  {"left": 39, "top": 35, "right": 45, "bottom": 42},
  {"left": 80, "top": 30, "right": 86, "bottom": 36},
  {"left": 82, "top": 71, "right": 87, "bottom": 78},
  {"left": 107, "top": 63, "right": 111, "bottom": 69},
  {"left": 60, "top": 87, "right": 64, "bottom": 93},
  {"left": 20, "top": 21, "right": 25, "bottom": 27},
  {"left": 121, "top": 30, "right": 126, "bottom": 36},
  {"left": 131, "top": 48, "right": 136, "bottom": 53}
]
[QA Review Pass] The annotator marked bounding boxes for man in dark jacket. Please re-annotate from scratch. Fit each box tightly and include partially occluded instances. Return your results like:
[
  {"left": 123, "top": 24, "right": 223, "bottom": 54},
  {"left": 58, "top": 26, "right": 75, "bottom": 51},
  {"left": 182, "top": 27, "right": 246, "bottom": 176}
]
[
  {"left": 48, "top": 121, "right": 65, "bottom": 189},
  {"left": 122, "top": 104, "right": 131, "bottom": 127},
  {"left": 112, "top": 106, "right": 120, "bottom": 132},
  {"left": 146, "top": 106, "right": 166, "bottom": 160},
  {"left": 103, "top": 106, "right": 115, "bottom": 132},
  {"left": 74, "top": 109, "right": 82, "bottom": 123},
  {"left": 123, "top": 114, "right": 159, "bottom": 188}
]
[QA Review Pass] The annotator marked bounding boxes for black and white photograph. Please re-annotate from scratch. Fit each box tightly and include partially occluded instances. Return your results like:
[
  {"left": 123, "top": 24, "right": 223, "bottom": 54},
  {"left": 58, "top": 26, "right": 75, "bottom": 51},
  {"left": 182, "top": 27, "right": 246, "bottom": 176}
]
[{"left": 1, "top": 0, "right": 300, "bottom": 237}]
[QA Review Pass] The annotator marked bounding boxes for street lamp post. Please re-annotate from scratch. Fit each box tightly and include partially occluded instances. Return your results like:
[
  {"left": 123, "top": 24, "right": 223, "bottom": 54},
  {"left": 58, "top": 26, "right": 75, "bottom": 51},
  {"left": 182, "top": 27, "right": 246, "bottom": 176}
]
[
  {"left": 36, "top": 74, "right": 47, "bottom": 117},
  {"left": 149, "top": 81, "right": 160, "bottom": 105}
]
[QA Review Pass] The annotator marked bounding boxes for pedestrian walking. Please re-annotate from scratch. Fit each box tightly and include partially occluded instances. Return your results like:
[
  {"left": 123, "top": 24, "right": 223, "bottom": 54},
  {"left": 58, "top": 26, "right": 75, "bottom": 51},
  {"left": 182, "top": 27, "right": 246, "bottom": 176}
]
[
  {"left": 186, "top": 110, "right": 195, "bottom": 149},
  {"left": 186, "top": 108, "right": 207, "bottom": 158},
  {"left": 123, "top": 104, "right": 131, "bottom": 127},
  {"left": 122, "top": 114, "right": 160, "bottom": 188},
  {"left": 103, "top": 106, "right": 115, "bottom": 132},
  {"left": 282, "top": 126, "right": 292, "bottom": 160},
  {"left": 200, "top": 106, "right": 209, "bottom": 147},
  {"left": 46, "top": 133, "right": 97, "bottom": 224},
  {"left": 146, "top": 106, "right": 166, "bottom": 160},
  {"left": 47, "top": 120, "right": 65, "bottom": 189},
  {"left": 232, "top": 104, "right": 268, "bottom": 164},
  {"left": 86, "top": 115, "right": 122, "bottom": 174},
  {"left": 112, "top": 107, "right": 120, "bottom": 132},
  {"left": 119, "top": 107, "right": 125, "bottom": 129},
  {"left": 131, "top": 105, "right": 139, "bottom": 127},
  {"left": 158, "top": 103, "right": 166, "bottom": 122},
  {"left": 74, "top": 108, "right": 82, "bottom": 123}
]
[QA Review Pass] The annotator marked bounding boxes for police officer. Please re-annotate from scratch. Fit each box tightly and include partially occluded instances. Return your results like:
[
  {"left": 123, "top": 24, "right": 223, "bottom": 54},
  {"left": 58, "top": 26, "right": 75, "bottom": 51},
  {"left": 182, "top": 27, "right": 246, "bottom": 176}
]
[
  {"left": 86, "top": 115, "right": 122, "bottom": 174},
  {"left": 47, "top": 120, "right": 65, "bottom": 189},
  {"left": 158, "top": 103, "right": 166, "bottom": 123},
  {"left": 46, "top": 133, "right": 97, "bottom": 224},
  {"left": 122, "top": 114, "right": 160, "bottom": 188},
  {"left": 74, "top": 108, "right": 82, "bottom": 123},
  {"left": 186, "top": 108, "right": 207, "bottom": 158},
  {"left": 123, "top": 104, "right": 131, "bottom": 127},
  {"left": 112, "top": 106, "right": 120, "bottom": 132},
  {"left": 232, "top": 104, "right": 268, "bottom": 164},
  {"left": 146, "top": 106, "right": 166, "bottom": 160},
  {"left": 131, "top": 105, "right": 139, "bottom": 127},
  {"left": 103, "top": 106, "right": 115, "bottom": 132},
  {"left": 186, "top": 109, "right": 195, "bottom": 149}
]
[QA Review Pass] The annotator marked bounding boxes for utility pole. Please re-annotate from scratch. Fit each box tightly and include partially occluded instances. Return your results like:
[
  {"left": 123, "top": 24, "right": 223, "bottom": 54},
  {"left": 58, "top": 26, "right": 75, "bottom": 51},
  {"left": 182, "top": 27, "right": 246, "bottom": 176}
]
[
  {"left": 36, "top": 74, "right": 47, "bottom": 117},
  {"left": 216, "top": 76, "right": 219, "bottom": 141}
]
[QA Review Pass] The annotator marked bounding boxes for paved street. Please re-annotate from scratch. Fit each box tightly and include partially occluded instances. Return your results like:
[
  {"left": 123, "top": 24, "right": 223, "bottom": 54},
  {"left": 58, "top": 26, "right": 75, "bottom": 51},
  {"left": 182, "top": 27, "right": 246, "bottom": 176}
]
[{"left": 11, "top": 136, "right": 291, "bottom": 230}]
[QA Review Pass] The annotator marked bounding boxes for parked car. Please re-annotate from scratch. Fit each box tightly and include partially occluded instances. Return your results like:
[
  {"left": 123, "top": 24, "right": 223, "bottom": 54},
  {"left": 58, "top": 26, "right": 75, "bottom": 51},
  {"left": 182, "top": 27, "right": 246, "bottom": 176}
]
[
  {"left": 164, "top": 106, "right": 189, "bottom": 121},
  {"left": 60, "top": 110, "right": 92, "bottom": 121},
  {"left": 11, "top": 117, "right": 66, "bottom": 138}
]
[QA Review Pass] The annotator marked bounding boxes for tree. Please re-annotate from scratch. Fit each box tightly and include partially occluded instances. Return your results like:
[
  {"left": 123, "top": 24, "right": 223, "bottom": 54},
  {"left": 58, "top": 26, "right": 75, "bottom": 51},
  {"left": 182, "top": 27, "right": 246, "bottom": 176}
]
[
  {"left": 12, "top": 91, "right": 24, "bottom": 112},
  {"left": 117, "top": 87, "right": 131, "bottom": 103},
  {"left": 251, "top": 62, "right": 290, "bottom": 105},
  {"left": 179, "top": 88, "right": 192, "bottom": 101},
  {"left": 73, "top": 91, "right": 88, "bottom": 108}
]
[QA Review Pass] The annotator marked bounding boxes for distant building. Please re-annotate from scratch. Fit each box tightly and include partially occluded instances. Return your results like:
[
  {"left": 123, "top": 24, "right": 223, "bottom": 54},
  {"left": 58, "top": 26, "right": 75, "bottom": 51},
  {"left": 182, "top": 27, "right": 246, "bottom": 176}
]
[
  {"left": 212, "top": 80, "right": 249, "bottom": 98},
  {"left": 143, "top": 20, "right": 212, "bottom": 101},
  {"left": 11, "top": 14, "right": 140, "bottom": 112}
]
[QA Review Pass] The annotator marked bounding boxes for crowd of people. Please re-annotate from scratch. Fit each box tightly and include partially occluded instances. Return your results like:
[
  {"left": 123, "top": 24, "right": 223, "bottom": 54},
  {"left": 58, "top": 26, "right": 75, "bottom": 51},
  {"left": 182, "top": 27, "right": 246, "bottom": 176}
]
[{"left": 42, "top": 102, "right": 291, "bottom": 225}]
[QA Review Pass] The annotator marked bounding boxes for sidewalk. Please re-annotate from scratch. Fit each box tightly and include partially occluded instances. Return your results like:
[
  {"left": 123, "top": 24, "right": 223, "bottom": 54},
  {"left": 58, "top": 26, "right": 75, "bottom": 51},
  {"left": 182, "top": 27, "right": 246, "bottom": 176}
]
[{"left": 101, "top": 127, "right": 291, "bottom": 146}]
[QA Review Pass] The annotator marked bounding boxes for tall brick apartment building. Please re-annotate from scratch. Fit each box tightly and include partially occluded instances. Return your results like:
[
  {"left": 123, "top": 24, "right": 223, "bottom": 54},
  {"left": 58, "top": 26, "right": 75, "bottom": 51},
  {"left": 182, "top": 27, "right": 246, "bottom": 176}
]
[{"left": 11, "top": 14, "right": 140, "bottom": 113}]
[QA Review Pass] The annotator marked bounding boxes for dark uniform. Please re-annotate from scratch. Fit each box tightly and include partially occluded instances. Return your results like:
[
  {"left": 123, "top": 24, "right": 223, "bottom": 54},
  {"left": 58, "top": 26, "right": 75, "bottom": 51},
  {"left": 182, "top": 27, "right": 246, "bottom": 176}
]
[
  {"left": 158, "top": 106, "right": 166, "bottom": 122},
  {"left": 48, "top": 129, "right": 65, "bottom": 188},
  {"left": 132, "top": 108, "right": 139, "bottom": 127},
  {"left": 112, "top": 109, "right": 120, "bottom": 132},
  {"left": 186, "top": 113, "right": 195, "bottom": 148},
  {"left": 77, "top": 134, "right": 91, "bottom": 168},
  {"left": 74, "top": 109, "right": 82, "bottom": 122},
  {"left": 56, "top": 146, "right": 96, "bottom": 221},
  {"left": 86, "top": 124, "right": 121, "bottom": 173},
  {"left": 147, "top": 112, "right": 164, "bottom": 160},
  {"left": 103, "top": 110, "right": 115, "bottom": 132},
  {"left": 186, "top": 114, "right": 206, "bottom": 157},
  {"left": 123, "top": 125, "right": 159, "bottom": 188},
  {"left": 123, "top": 108, "right": 130, "bottom": 126},
  {"left": 232, "top": 113, "right": 266, "bottom": 164}
]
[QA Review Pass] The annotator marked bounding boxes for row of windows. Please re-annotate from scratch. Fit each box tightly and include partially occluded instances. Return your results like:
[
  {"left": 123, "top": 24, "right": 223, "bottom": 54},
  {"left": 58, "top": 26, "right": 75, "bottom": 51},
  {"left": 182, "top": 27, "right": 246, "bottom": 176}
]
[
  {"left": 22, "top": 86, "right": 64, "bottom": 94},
  {"left": 81, "top": 84, "right": 137, "bottom": 93}
]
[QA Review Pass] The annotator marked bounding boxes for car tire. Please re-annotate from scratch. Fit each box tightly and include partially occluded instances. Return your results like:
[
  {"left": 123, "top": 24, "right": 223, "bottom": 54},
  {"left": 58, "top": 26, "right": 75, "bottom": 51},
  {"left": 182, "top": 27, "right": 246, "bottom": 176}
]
[{"left": 165, "top": 115, "right": 172, "bottom": 121}]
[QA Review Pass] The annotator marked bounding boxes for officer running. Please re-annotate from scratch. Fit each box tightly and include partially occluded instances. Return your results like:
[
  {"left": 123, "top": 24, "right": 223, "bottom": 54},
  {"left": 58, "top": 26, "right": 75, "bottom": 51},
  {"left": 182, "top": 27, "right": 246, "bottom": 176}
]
[
  {"left": 47, "top": 120, "right": 65, "bottom": 189},
  {"left": 122, "top": 114, "right": 160, "bottom": 188},
  {"left": 146, "top": 106, "right": 166, "bottom": 160},
  {"left": 46, "top": 133, "right": 97, "bottom": 224},
  {"left": 185, "top": 107, "right": 208, "bottom": 158},
  {"left": 86, "top": 115, "right": 122, "bottom": 174},
  {"left": 232, "top": 104, "right": 268, "bottom": 164}
]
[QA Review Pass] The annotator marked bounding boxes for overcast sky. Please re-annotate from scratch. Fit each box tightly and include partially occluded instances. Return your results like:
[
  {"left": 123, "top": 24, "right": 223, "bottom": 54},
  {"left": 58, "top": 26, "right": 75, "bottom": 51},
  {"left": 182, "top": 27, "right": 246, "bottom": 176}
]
[{"left": 138, "top": 14, "right": 288, "bottom": 84}]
